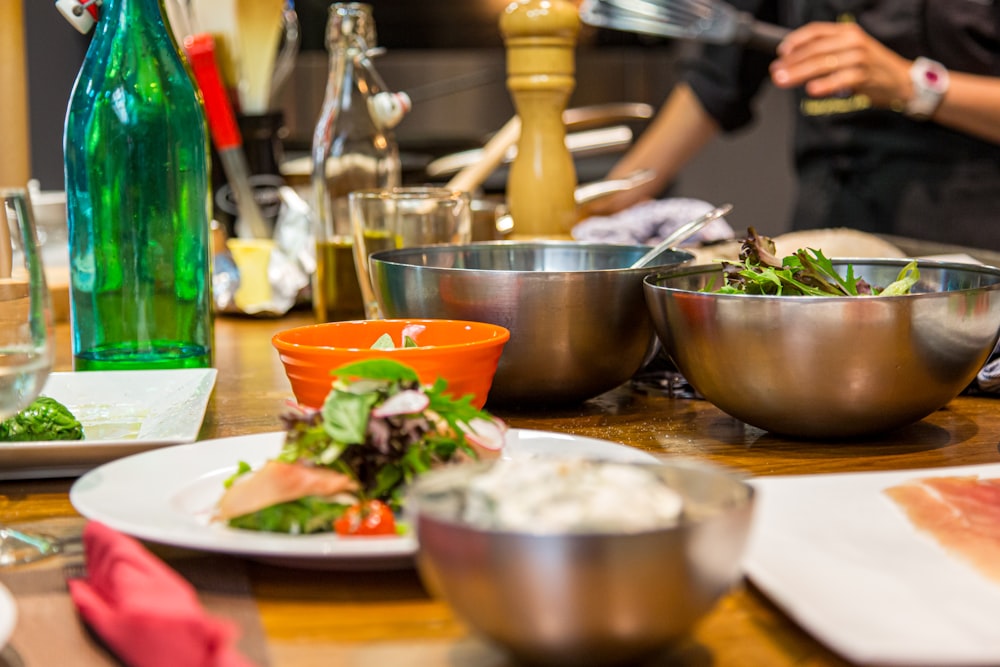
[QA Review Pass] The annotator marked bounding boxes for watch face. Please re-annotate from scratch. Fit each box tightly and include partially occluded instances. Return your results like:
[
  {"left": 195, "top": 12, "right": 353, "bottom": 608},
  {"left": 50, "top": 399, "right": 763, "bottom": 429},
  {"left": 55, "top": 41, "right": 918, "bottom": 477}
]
[
  {"left": 918, "top": 60, "right": 948, "bottom": 92},
  {"left": 907, "top": 57, "right": 949, "bottom": 119}
]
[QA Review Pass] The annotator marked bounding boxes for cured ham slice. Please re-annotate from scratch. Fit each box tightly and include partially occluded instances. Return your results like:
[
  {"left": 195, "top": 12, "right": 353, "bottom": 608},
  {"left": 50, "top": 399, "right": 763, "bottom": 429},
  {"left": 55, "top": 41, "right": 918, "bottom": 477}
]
[
  {"left": 216, "top": 460, "right": 358, "bottom": 520},
  {"left": 885, "top": 475, "right": 1000, "bottom": 585}
]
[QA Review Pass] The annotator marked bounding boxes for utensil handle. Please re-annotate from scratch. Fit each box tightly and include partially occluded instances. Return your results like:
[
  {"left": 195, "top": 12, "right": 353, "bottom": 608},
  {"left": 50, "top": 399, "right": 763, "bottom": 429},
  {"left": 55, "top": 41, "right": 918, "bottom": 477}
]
[
  {"left": 574, "top": 169, "right": 655, "bottom": 206},
  {"left": 184, "top": 33, "right": 271, "bottom": 239},
  {"left": 740, "top": 16, "right": 789, "bottom": 53},
  {"left": 183, "top": 33, "right": 242, "bottom": 150},
  {"left": 630, "top": 203, "right": 734, "bottom": 269},
  {"left": 0, "top": 194, "right": 14, "bottom": 280},
  {"left": 446, "top": 116, "right": 521, "bottom": 194},
  {"left": 269, "top": 5, "right": 300, "bottom": 103}
]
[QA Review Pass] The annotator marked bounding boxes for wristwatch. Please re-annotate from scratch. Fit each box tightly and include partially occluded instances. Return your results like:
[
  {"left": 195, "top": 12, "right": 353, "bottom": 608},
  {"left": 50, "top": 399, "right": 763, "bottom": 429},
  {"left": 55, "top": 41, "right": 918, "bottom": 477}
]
[{"left": 904, "top": 57, "right": 949, "bottom": 121}]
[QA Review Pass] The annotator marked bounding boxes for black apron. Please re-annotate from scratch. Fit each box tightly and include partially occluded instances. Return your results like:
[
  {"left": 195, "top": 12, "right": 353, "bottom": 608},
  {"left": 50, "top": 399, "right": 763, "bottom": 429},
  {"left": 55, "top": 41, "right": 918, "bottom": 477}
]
[{"left": 684, "top": 0, "right": 1000, "bottom": 250}]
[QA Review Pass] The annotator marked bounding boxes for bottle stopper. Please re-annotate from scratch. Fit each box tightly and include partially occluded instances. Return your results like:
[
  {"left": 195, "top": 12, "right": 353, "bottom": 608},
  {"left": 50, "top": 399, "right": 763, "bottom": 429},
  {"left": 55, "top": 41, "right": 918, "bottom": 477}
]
[
  {"left": 55, "top": 0, "right": 102, "bottom": 34},
  {"left": 367, "top": 92, "right": 411, "bottom": 130}
]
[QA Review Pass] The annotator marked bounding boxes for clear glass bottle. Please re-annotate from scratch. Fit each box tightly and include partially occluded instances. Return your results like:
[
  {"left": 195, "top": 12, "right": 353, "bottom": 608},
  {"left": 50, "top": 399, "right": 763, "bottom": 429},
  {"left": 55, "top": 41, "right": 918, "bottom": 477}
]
[
  {"left": 311, "top": 2, "right": 401, "bottom": 322},
  {"left": 63, "top": 0, "right": 214, "bottom": 370}
]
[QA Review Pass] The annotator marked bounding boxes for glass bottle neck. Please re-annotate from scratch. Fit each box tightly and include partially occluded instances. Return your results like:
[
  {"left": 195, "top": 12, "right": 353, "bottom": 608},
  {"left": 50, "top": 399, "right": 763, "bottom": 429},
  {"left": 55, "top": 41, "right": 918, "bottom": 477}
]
[
  {"left": 328, "top": 36, "right": 362, "bottom": 67},
  {"left": 95, "top": 0, "right": 167, "bottom": 30},
  {"left": 326, "top": 3, "right": 376, "bottom": 50}
]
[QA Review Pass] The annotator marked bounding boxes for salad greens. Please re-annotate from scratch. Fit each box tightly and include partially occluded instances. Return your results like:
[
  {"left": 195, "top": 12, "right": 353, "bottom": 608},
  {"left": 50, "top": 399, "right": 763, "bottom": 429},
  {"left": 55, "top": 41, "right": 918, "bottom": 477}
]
[
  {"left": 371, "top": 333, "right": 419, "bottom": 349},
  {"left": 0, "top": 396, "right": 84, "bottom": 442},
  {"left": 224, "top": 359, "right": 500, "bottom": 534},
  {"left": 228, "top": 497, "right": 349, "bottom": 534},
  {"left": 711, "top": 228, "right": 920, "bottom": 296},
  {"left": 279, "top": 359, "right": 491, "bottom": 505}
]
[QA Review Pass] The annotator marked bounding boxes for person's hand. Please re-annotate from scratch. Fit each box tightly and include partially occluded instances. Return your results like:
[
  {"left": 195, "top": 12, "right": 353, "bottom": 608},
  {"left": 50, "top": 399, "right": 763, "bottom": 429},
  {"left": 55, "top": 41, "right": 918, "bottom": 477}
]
[
  {"left": 769, "top": 22, "right": 912, "bottom": 109},
  {"left": 577, "top": 188, "right": 654, "bottom": 218}
]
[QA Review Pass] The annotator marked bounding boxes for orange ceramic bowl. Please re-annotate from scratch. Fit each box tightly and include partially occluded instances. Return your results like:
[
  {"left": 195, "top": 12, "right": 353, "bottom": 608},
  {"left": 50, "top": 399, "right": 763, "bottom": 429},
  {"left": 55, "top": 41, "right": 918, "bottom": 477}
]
[{"left": 272, "top": 319, "right": 510, "bottom": 409}]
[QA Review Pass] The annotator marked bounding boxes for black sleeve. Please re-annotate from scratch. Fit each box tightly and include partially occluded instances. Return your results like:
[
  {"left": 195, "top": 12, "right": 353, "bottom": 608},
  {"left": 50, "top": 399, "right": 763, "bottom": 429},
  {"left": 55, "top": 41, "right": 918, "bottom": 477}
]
[{"left": 680, "top": 0, "right": 784, "bottom": 132}]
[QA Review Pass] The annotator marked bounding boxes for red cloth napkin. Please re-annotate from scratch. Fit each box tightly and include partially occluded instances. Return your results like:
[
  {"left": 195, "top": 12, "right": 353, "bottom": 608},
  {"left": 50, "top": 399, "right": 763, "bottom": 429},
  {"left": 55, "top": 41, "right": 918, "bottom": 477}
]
[{"left": 68, "top": 521, "right": 257, "bottom": 667}]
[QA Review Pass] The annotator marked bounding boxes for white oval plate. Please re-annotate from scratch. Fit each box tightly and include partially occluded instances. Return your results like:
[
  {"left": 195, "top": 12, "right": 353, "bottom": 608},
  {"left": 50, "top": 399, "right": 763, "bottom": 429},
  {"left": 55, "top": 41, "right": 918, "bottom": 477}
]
[{"left": 69, "top": 429, "right": 656, "bottom": 570}]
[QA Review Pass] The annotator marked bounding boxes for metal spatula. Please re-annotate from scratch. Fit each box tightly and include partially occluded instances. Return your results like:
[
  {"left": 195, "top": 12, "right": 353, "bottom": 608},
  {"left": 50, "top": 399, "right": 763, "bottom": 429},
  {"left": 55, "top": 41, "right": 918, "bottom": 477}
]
[{"left": 579, "top": 0, "right": 789, "bottom": 52}]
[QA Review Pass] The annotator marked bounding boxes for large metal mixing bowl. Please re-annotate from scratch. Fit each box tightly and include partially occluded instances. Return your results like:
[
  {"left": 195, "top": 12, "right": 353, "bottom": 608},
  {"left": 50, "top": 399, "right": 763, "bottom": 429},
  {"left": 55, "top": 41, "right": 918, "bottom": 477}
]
[
  {"left": 406, "top": 458, "right": 755, "bottom": 667},
  {"left": 369, "top": 242, "right": 694, "bottom": 406},
  {"left": 644, "top": 259, "right": 1000, "bottom": 438}
]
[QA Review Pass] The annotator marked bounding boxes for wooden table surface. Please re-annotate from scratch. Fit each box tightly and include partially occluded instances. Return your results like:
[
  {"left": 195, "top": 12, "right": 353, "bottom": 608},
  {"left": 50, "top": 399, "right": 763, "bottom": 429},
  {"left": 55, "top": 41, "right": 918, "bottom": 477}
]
[{"left": 5, "top": 310, "right": 1000, "bottom": 666}]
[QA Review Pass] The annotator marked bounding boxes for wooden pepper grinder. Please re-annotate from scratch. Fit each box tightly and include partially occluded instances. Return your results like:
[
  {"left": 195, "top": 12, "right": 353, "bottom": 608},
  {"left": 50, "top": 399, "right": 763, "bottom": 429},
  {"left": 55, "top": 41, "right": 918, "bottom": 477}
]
[{"left": 500, "top": 0, "right": 580, "bottom": 239}]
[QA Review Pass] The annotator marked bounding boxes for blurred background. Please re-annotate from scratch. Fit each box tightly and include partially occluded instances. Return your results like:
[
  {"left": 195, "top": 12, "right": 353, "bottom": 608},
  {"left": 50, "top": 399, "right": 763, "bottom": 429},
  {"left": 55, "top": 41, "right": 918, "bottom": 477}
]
[{"left": 16, "top": 0, "right": 795, "bottom": 236}]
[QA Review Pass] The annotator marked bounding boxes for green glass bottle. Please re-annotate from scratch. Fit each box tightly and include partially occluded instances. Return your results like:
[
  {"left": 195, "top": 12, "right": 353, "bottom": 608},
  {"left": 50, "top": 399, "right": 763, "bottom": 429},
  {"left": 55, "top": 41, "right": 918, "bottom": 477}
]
[{"left": 63, "top": 0, "right": 214, "bottom": 370}]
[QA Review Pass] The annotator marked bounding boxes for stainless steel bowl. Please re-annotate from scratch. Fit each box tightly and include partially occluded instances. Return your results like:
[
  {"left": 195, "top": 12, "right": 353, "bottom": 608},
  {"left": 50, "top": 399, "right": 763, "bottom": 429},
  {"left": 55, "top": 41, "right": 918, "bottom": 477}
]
[
  {"left": 369, "top": 241, "right": 694, "bottom": 406},
  {"left": 406, "top": 458, "right": 755, "bottom": 667},
  {"left": 644, "top": 259, "right": 1000, "bottom": 438}
]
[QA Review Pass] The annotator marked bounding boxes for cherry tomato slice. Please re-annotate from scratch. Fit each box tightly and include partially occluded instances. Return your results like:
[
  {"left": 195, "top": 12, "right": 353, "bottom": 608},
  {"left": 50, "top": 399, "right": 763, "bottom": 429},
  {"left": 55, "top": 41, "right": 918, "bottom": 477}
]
[{"left": 334, "top": 500, "right": 397, "bottom": 536}]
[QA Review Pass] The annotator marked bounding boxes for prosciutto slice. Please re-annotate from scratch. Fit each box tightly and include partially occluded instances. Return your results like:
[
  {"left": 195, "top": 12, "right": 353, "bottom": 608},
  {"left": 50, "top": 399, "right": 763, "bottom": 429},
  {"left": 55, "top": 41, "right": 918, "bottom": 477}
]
[
  {"left": 216, "top": 460, "right": 358, "bottom": 520},
  {"left": 885, "top": 475, "right": 1000, "bottom": 585}
]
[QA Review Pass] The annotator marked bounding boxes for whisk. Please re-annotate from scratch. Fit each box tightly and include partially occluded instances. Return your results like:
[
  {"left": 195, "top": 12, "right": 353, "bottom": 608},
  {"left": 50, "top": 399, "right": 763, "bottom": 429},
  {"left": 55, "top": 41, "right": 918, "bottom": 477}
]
[{"left": 579, "top": 0, "right": 789, "bottom": 52}]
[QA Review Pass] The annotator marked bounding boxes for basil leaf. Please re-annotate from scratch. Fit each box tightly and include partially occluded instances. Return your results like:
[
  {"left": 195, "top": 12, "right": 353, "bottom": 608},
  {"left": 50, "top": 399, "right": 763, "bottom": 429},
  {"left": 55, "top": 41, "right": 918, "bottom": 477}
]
[
  {"left": 332, "top": 359, "right": 421, "bottom": 383},
  {"left": 321, "top": 388, "right": 377, "bottom": 444}
]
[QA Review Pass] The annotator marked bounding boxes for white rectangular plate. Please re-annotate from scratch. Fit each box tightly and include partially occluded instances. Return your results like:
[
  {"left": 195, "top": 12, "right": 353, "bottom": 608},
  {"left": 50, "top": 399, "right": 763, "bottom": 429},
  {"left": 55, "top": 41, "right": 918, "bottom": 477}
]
[
  {"left": 0, "top": 369, "right": 217, "bottom": 479},
  {"left": 745, "top": 464, "right": 1000, "bottom": 666}
]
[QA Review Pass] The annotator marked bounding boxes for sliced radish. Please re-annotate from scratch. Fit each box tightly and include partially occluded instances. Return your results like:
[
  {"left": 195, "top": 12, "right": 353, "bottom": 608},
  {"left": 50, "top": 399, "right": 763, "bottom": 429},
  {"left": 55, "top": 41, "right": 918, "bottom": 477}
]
[
  {"left": 285, "top": 400, "right": 319, "bottom": 420},
  {"left": 371, "top": 390, "right": 430, "bottom": 417},
  {"left": 401, "top": 323, "right": 426, "bottom": 344},
  {"left": 462, "top": 417, "right": 507, "bottom": 456}
]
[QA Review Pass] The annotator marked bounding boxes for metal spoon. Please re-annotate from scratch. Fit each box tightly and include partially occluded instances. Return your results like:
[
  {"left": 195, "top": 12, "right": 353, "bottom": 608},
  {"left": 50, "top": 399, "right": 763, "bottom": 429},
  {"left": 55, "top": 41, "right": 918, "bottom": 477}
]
[{"left": 630, "top": 203, "right": 734, "bottom": 269}]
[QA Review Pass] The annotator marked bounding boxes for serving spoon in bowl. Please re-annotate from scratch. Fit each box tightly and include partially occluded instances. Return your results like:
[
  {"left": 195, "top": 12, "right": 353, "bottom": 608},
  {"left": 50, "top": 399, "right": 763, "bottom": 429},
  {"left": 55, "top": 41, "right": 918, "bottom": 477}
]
[
  {"left": 629, "top": 202, "right": 734, "bottom": 386},
  {"left": 630, "top": 202, "right": 734, "bottom": 269}
]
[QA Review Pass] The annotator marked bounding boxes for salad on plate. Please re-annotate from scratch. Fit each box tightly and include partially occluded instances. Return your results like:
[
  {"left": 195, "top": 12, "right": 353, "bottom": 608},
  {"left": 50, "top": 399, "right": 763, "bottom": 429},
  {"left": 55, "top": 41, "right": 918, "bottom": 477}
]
[{"left": 215, "top": 359, "right": 505, "bottom": 537}]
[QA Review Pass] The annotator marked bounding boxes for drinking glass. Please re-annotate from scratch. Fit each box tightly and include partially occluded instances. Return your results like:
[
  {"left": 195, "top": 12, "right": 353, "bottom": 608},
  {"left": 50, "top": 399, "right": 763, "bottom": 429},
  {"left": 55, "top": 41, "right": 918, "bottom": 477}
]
[
  {"left": 349, "top": 187, "right": 472, "bottom": 320},
  {"left": 0, "top": 189, "right": 56, "bottom": 565}
]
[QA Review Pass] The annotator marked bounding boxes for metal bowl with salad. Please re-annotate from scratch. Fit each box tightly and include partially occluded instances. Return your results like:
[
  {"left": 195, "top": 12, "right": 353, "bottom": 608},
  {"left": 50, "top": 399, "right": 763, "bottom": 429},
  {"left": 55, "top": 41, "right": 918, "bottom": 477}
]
[{"left": 643, "top": 230, "right": 1000, "bottom": 438}]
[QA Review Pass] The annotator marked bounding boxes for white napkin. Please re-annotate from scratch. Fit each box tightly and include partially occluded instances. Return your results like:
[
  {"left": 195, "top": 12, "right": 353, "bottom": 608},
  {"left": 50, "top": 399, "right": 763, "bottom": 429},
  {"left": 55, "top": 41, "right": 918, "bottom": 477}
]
[{"left": 975, "top": 340, "right": 1000, "bottom": 393}]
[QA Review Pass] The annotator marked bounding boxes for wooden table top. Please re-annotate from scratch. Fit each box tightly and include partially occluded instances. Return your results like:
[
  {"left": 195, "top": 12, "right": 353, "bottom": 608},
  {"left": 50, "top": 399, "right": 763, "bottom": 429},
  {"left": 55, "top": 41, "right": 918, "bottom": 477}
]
[{"left": 5, "top": 310, "right": 1000, "bottom": 666}]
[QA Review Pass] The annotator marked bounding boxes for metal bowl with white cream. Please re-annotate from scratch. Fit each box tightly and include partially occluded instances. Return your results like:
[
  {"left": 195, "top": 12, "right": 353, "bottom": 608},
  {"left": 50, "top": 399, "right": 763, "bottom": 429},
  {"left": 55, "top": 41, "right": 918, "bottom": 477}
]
[{"left": 405, "top": 457, "right": 755, "bottom": 667}]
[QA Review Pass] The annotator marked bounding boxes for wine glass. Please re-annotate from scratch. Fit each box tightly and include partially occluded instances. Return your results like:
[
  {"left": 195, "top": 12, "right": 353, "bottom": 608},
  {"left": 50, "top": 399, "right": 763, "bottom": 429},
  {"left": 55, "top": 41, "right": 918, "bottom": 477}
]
[{"left": 0, "top": 189, "right": 56, "bottom": 565}]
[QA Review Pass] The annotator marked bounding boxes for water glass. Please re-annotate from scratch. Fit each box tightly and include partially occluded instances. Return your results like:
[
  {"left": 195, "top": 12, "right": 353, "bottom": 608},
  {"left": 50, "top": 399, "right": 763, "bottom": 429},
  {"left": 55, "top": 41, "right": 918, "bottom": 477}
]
[
  {"left": 0, "top": 190, "right": 53, "bottom": 415},
  {"left": 349, "top": 187, "right": 472, "bottom": 320},
  {"left": 0, "top": 189, "right": 56, "bottom": 565}
]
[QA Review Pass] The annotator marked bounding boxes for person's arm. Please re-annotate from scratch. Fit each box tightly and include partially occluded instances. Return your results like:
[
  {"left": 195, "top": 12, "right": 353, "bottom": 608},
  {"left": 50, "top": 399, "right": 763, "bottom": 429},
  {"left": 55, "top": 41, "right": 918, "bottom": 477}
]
[
  {"left": 582, "top": 82, "right": 721, "bottom": 216},
  {"left": 921, "top": 72, "right": 1000, "bottom": 146},
  {"left": 769, "top": 21, "right": 1000, "bottom": 145}
]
